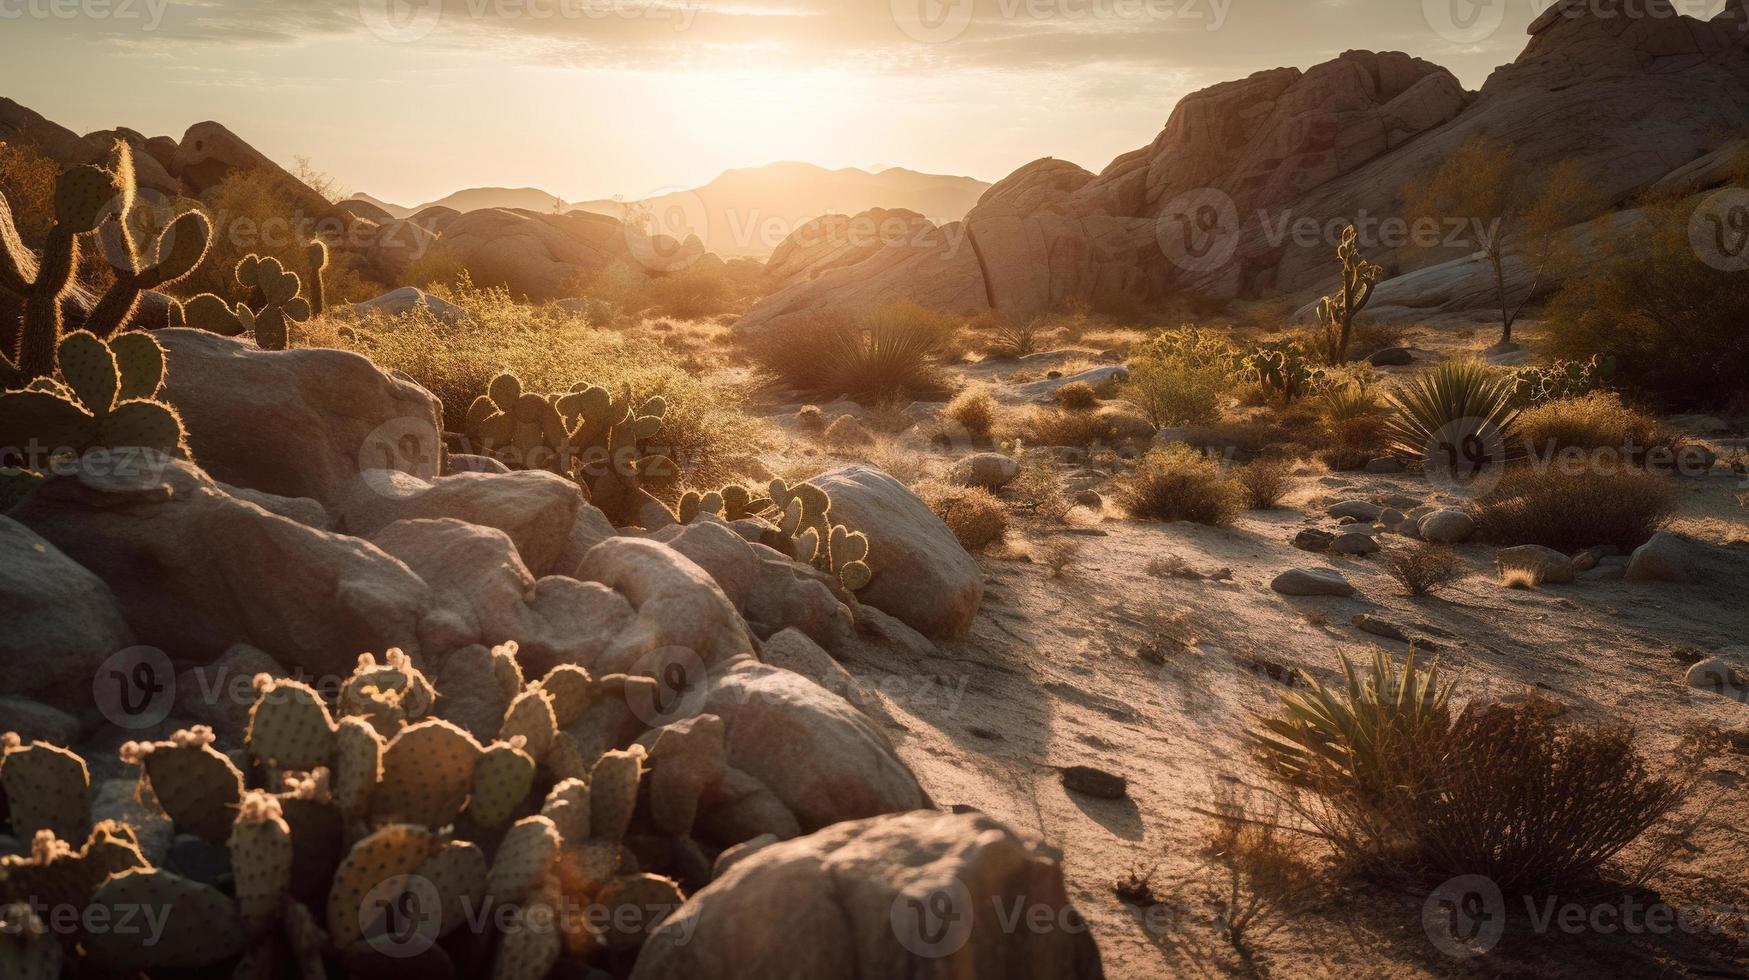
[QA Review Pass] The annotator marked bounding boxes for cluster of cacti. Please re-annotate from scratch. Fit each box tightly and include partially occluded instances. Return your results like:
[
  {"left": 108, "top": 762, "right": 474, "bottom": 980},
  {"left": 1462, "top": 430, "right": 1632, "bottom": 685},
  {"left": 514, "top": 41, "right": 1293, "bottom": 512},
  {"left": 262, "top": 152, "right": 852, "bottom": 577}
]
[
  {"left": 1510, "top": 354, "right": 1615, "bottom": 405},
  {"left": 0, "top": 642, "right": 725, "bottom": 976},
  {"left": 0, "top": 142, "right": 129, "bottom": 386},
  {"left": 86, "top": 199, "right": 214, "bottom": 340},
  {"left": 0, "top": 330, "right": 186, "bottom": 478},
  {"left": 769, "top": 477, "right": 873, "bottom": 591},
  {"left": 1244, "top": 343, "right": 1325, "bottom": 405},
  {"left": 168, "top": 243, "right": 327, "bottom": 349},
  {"left": 463, "top": 371, "right": 674, "bottom": 524},
  {"left": 1315, "top": 224, "right": 1384, "bottom": 365},
  {"left": 676, "top": 483, "right": 773, "bottom": 524}
]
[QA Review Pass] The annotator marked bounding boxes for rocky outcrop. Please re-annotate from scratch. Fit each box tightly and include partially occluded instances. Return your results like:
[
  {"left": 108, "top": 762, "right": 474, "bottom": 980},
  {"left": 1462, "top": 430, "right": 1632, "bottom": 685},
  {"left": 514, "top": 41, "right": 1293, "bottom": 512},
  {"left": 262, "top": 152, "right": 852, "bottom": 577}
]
[
  {"left": 422, "top": 207, "right": 706, "bottom": 302},
  {"left": 0, "top": 516, "right": 134, "bottom": 711},
  {"left": 742, "top": 7, "right": 1749, "bottom": 327},
  {"left": 632, "top": 811, "right": 1102, "bottom": 980},
  {"left": 156, "top": 329, "right": 444, "bottom": 507}
]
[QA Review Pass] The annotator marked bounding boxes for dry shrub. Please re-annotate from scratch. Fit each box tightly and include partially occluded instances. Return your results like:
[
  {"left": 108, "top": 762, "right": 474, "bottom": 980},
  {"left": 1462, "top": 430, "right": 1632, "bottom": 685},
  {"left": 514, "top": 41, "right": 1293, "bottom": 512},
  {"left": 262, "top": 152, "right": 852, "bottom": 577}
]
[
  {"left": 1382, "top": 543, "right": 1461, "bottom": 596},
  {"left": 796, "top": 405, "right": 824, "bottom": 432},
  {"left": 1254, "top": 654, "right": 1700, "bottom": 893},
  {"left": 1318, "top": 383, "right": 1387, "bottom": 470},
  {"left": 0, "top": 141, "right": 60, "bottom": 243},
  {"left": 944, "top": 386, "right": 997, "bottom": 439},
  {"left": 1007, "top": 454, "right": 1074, "bottom": 523},
  {"left": 1032, "top": 537, "right": 1083, "bottom": 577},
  {"left": 822, "top": 415, "right": 875, "bottom": 448},
  {"left": 1470, "top": 465, "right": 1675, "bottom": 552},
  {"left": 1236, "top": 458, "right": 1295, "bottom": 510},
  {"left": 1515, "top": 391, "right": 1669, "bottom": 458},
  {"left": 1500, "top": 565, "right": 1544, "bottom": 590},
  {"left": 985, "top": 317, "right": 1045, "bottom": 360},
  {"left": 1054, "top": 381, "right": 1100, "bottom": 411},
  {"left": 1347, "top": 320, "right": 1406, "bottom": 358},
  {"left": 916, "top": 480, "right": 1008, "bottom": 551},
  {"left": 1118, "top": 446, "right": 1241, "bottom": 525},
  {"left": 1014, "top": 407, "right": 1117, "bottom": 448},
  {"left": 750, "top": 302, "right": 956, "bottom": 402},
  {"left": 1199, "top": 790, "right": 1322, "bottom": 951}
]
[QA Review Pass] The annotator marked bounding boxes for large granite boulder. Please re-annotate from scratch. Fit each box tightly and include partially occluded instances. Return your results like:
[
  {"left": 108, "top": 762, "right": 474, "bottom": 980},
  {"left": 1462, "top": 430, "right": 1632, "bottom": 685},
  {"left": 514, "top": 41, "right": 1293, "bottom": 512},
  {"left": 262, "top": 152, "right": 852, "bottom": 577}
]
[
  {"left": 809, "top": 466, "right": 982, "bottom": 639},
  {"left": 8, "top": 457, "right": 458, "bottom": 678},
  {"left": 0, "top": 516, "right": 134, "bottom": 710},
  {"left": 155, "top": 329, "right": 443, "bottom": 507},
  {"left": 631, "top": 811, "right": 1102, "bottom": 980}
]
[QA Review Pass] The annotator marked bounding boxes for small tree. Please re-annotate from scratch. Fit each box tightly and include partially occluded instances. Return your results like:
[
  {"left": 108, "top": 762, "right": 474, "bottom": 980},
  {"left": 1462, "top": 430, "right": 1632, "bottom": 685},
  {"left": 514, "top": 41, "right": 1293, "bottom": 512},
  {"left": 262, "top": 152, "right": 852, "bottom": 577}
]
[
  {"left": 1406, "top": 138, "right": 1597, "bottom": 349},
  {"left": 1315, "top": 225, "right": 1382, "bottom": 365}
]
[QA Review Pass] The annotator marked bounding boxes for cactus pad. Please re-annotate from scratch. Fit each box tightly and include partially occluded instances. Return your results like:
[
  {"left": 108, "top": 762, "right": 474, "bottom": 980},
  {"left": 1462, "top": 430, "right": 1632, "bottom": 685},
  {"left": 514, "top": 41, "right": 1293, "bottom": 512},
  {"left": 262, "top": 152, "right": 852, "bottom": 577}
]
[
  {"left": 228, "top": 790, "right": 293, "bottom": 936},
  {"left": 468, "top": 740, "right": 536, "bottom": 829},
  {"left": 0, "top": 736, "right": 90, "bottom": 843},
  {"left": 325, "top": 823, "right": 435, "bottom": 950},
  {"left": 588, "top": 747, "right": 645, "bottom": 842},
  {"left": 246, "top": 676, "right": 337, "bottom": 770},
  {"left": 83, "top": 868, "right": 247, "bottom": 968},
  {"left": 487, "top": 816, "right": 561, "bottom": 905},
  {"left": 374, "top": 719, "right": 481, "bottom": 829},
  {"left": 120, "top": 727, "right": 243, "bottom": 845}
]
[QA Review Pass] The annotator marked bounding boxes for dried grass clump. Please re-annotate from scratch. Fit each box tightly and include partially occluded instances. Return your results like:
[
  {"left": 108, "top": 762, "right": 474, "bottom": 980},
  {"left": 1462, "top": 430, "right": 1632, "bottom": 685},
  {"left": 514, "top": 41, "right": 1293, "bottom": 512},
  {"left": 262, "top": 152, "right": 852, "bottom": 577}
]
[
  {"left": 1470, "top": 466, "right": 1675, "bottom": 553},
  {"left": 750, "top": 301, "right": 956, "bottom": 402},
  {"left": 1382, "top": 543, "right": 1461, "bottom": 596},
  {"left": 985, "top": 318, "right": 1045, "bottom": 360},
  {"left": 916, "top": 480, "right": 1009, "bottom": 551},
  {"left": 1031, "top": 538, "right": 1084, "bottom": 578},
  {"left": 822, "top": 415, "right": 876, "bottom": 448},
  {"left": 1054, "top": 381, "right": 1100, "bottom": 411},
  {"left": 1515, "top": 391, "right": 1668, "bottom": 458},
  {"left": 1117, "top": 446, "right": 1241, "bottom": 525},
  {"left": 1007, "top": 455, "right": 1074, "bottom": 524},
  {"left": 1235, "top": 458, "right": 1296, "bottom": 510},
  {"left": 944, "top": 386, "right": 998, "bottom": 439},
  {"left": 1014, "top": 407, "right": 1118, "bottom": 448}
]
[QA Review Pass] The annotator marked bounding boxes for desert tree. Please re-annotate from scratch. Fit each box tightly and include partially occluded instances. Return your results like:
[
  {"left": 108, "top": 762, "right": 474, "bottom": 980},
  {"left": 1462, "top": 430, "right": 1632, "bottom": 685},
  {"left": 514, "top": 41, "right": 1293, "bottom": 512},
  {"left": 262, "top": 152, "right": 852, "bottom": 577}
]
[
  {"left": 1315, "top": 225, "right": 1383, "bottom": 365},
  {"left": 1405, "top": 137, "right": 1597, "bottom": 349}
]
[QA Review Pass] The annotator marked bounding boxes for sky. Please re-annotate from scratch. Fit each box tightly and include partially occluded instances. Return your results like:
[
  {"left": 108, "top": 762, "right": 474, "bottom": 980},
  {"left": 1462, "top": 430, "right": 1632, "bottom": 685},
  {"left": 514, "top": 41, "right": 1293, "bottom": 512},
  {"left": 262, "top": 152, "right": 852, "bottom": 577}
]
[{"left": 1, "top": 0, "right": 1722, "bottom": 206}]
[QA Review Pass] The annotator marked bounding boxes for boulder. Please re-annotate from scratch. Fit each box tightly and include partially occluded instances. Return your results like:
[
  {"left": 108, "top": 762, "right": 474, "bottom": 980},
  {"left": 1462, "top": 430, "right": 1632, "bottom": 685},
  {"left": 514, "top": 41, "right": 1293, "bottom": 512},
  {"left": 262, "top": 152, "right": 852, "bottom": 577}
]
[
  {"left": 577, "top": 538, "right": 753, "bottom": 679},
  {"left": 949, "top": 453, "right": 1021, "bottom": 490},
  {"left": 1271, "top": 568, "right": 1357, "bottom": 597},
  {"left": 1293, "top": 529, "right": 1336, "bottom": 552},
  {"left": 1368, "top": 347, "right": 1415, "bottom": 366},
  {"left": 1417, "top": 509, "right": 1475, "bottom": 544},
  {"left": 156, "top": 329, "right": 443, "bottom": 506},
  {"left": 631, "top": 811, "right": 1102, "bottom": 980},
  {"left": 351, "top": 286, "right": 468, "bottom": 325},
  {"left": 8, "top": 457, "right": 454, "bottom": 678},
  {"left": 1327, "top": 500, "right": 1384, "bottom": 521},
  {"left": 175, "top": 645, "right": 285, "bottom": 741},
  {"left": 1685, "top": 657, "right": 1746, "bottom": 702},
  {"left": 699, "top": 660, "right": 928, "bottom": 834},
  {"left": 0, "top": 516, "right": 134, "bottom": 710},
  {"left": 0, "top": 697, "right": 80, "bottom": 745},
  {"left": 1626, "top": 532, "right": 1694, "bottom": 583},
  {"left": 1496, "top": 545, "right": 1576, "bottom": 585},
  {"left": 760, "top": 628, "right": 868, "bottom": 712},
  {"left": 1331, "top": 531, "right": 1380, "bottom": 556},
  {"left": 809, "top": 466, "right": 982, "bottom": 639},
  {"left": 334, "top": 468, "right": 604, "bottom": 577}
]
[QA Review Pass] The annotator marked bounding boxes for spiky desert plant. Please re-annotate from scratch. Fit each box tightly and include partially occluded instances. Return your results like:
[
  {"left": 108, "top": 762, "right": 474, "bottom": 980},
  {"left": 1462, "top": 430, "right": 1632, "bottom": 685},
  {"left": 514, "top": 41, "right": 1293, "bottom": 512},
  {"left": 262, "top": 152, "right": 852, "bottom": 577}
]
[
  {"left": 166, "top": 291, "right": 248, "bottom": 336},
  {"left": 768, "top": 477, "right": 873, "bottom": 590},
  {"left": 563, "top": 382, "right": 672, "bottom": 523},
  {"left": 0, "top": 330, "right": 187, "bottom": 467},
  {"left": 82, "top": 868, "right": 246, "bottom": 969},
  {"left": 1244, "top": 344, "right": 1324, "bottom": 405},
  {"left": 0, "top": 142, "right": 129, "bottom": 385},
  {"left": 0, "top": 734, "right": 91, "bottom": 843},
  {"left": 227, "top": 790, "right": 293, "bottom": 937},
  {"left": 1249, "top": 648, "right": 1452, "bottom": 805},
  {"left": 1316, "top": 225, "right": 1384, "bottom": 365},
  {"left": 85, "top": 206, "right": 213, "bottom": 338},
  {"left": 233, "top": 254, "right": 312, "bottom": 350},
  {"left": 676, "top": 482, "right": 772, "bottom": 524},
  {"left": 119, "top": 727, "right": 244, "bottom": 845},
  {"left": 1382, "top": 360, "right": 1520, "bottom": 472},
  {"left": 305, "top": 239, "right": 329, "bottom": 316}
]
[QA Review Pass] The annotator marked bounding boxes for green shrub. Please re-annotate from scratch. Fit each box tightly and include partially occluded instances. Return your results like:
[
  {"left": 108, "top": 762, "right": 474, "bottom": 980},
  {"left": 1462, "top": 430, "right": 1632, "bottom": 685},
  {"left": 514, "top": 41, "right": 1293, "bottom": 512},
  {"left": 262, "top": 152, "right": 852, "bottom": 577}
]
[
  {"left": 1121, "top": 353, "right": 1225, "bottom": 428},
  {"left": 1117, "top": 445, "right": 1240, "bottom": 525},
  {"left": 1469, "top": 465, "right": 1675, "bottom": 553},
  {"left": 1382, "top": 360, "right": 1519, "bottom": 477},
  {"left": 751, "top": 302, "right": 956, "bottom": 403},
  {"left": 1545, "top": 199, "right": 1749, "bottom": 411}
]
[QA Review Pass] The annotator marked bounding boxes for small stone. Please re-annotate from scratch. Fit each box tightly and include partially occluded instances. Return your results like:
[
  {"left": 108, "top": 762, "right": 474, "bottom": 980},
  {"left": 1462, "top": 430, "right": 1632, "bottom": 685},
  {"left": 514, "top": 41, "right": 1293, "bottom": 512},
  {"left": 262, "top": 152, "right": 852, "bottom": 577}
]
[
  {"left": 1351, "top": 615, "right": 1411, "bottom": 643},
  {"left": 1626, "top": 532, "right": 1693, "bottom": 584},
  {"left": 1571, "top": 545, "right": 1621, "bottom": 574},
  {"left": 1685, "top": 658, "right": 1746, "bottom": 702},
  {"left": 1369, "top": 347, "right": 1415, "bottom": 367},
  {"left": 1331, "top": 531, "right": 1380, "bottom": 555},
  {"left": 1418, "top": 510, "right": 1475, "bottom": 545},
  {"left": 1271, "top": 568, "right": 1357, "bottom": 597},
  {"left": 950, "top": 453, "right": 1021, "bottom": 491},
  {"left": 1496, "top": 545, "right": 1575, "bottom": 584},
  {"left": 1293, "top": 529, "right": 1335, "bottom": 553},
  {"left": 1379, "top": 508, "right": 1407, "bottom": 527},
  {"left": 1059, "top": 765, "right": 1127, "bottom": 800},
  {"left": 1328, "top": 500, "right": 1384, "bottom": 521},
  {"left": 1074, "top": 490, "right": 1104, "bottom": 509}
]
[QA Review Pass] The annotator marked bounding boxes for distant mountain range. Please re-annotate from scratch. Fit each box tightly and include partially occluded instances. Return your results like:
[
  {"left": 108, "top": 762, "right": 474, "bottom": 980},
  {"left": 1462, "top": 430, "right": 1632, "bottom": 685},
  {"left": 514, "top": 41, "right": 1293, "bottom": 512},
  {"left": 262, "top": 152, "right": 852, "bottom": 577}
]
[{"left": 350, "top": 162, "right": 992, "bottom": 258}]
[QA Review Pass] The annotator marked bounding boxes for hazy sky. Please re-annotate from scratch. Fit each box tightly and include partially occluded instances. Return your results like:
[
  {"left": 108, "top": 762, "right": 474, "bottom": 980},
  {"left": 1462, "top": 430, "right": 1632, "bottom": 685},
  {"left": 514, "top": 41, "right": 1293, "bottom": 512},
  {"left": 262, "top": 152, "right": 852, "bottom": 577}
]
[{"left": 2, "top": 0, "right": 1719, "bottom": 204}]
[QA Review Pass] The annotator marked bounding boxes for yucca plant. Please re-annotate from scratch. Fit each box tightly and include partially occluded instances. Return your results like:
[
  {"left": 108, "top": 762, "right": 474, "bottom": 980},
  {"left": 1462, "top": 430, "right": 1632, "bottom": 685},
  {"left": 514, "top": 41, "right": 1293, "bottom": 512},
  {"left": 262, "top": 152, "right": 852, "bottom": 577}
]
[
  {"left": 1249, "top": 649, "right": 1452, "bottom": 806},
  {"left": 1382, "top": 360, "right": 1520, "bottom": 478}
]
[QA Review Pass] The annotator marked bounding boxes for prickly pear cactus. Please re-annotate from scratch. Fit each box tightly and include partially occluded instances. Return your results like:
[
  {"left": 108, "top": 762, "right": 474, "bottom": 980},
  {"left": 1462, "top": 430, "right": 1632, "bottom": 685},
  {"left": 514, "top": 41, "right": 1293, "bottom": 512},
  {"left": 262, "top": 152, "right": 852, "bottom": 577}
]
[
  {"left": 532, "top": 664, "right": 593, "bottom": 727},
  {"left": 487, "top": 815, "right": 561, "bottom": 906},
  {"left": 119, "top": 726, "right": 243, "bottom": 845},
  {"left": 228, "top": 790, "right": 293, "bottom": 936},
  {"left": 467, "top": 738, "right": 536, "bottom": 829},
  {"left": 326, "top": 823, "right": 435, "bottom": 950},
  {"left": 538, "top": 778, "right": 591, "bottom": 844},
  {"left": 0, "top": 734, "right": 90, "bottom": 843},
  {"left": 595, "top": 873, "right": 685, "bottom": 952},
  {"left": 373, "top": 719, "right": 481, "bottom": 828},
  {"left": 83, "top": 868, "right": 247, "bottom": 968},
  {"left": 588, "top": 747, "right": 646, "bottom": 842},
  {"left": 245, "top": 675, "right": 338, "bottom": 771},
  {"left": 85, "top": 206, "right": 214, "bottom": 338},
  {"left": 768, "top": 478, "right": 873, "bottom": 591},
  {"left": 333, "top": 716, "right": 384, "bottom": 826},
  {"left": 0, "top": 330, "right": 187, "bottom": 467},
  {"left": 0, "top": 901, "right": 62, "bottom": 979},
  {"left": 306, "top": 239, "right": 329, "bottom": 317},
  {"left": 234, "top": 254, "right": 312, "bottom": 351},
  {"left": 498, "top": 689, "right": 558, "bottom": 765},
  {"left": 678, "top": 483, "right": 772, "bottom": 523},
  {"left": 168, "top": 291, "right": 248, "bottom": 336}
]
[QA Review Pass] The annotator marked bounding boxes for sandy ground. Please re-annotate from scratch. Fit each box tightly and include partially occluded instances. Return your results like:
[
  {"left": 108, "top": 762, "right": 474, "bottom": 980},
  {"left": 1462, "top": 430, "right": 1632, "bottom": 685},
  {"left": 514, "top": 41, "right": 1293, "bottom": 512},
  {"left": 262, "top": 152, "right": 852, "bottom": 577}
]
[{"left": 756, "top": 332, "right": 1749, "bottom": 979}]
